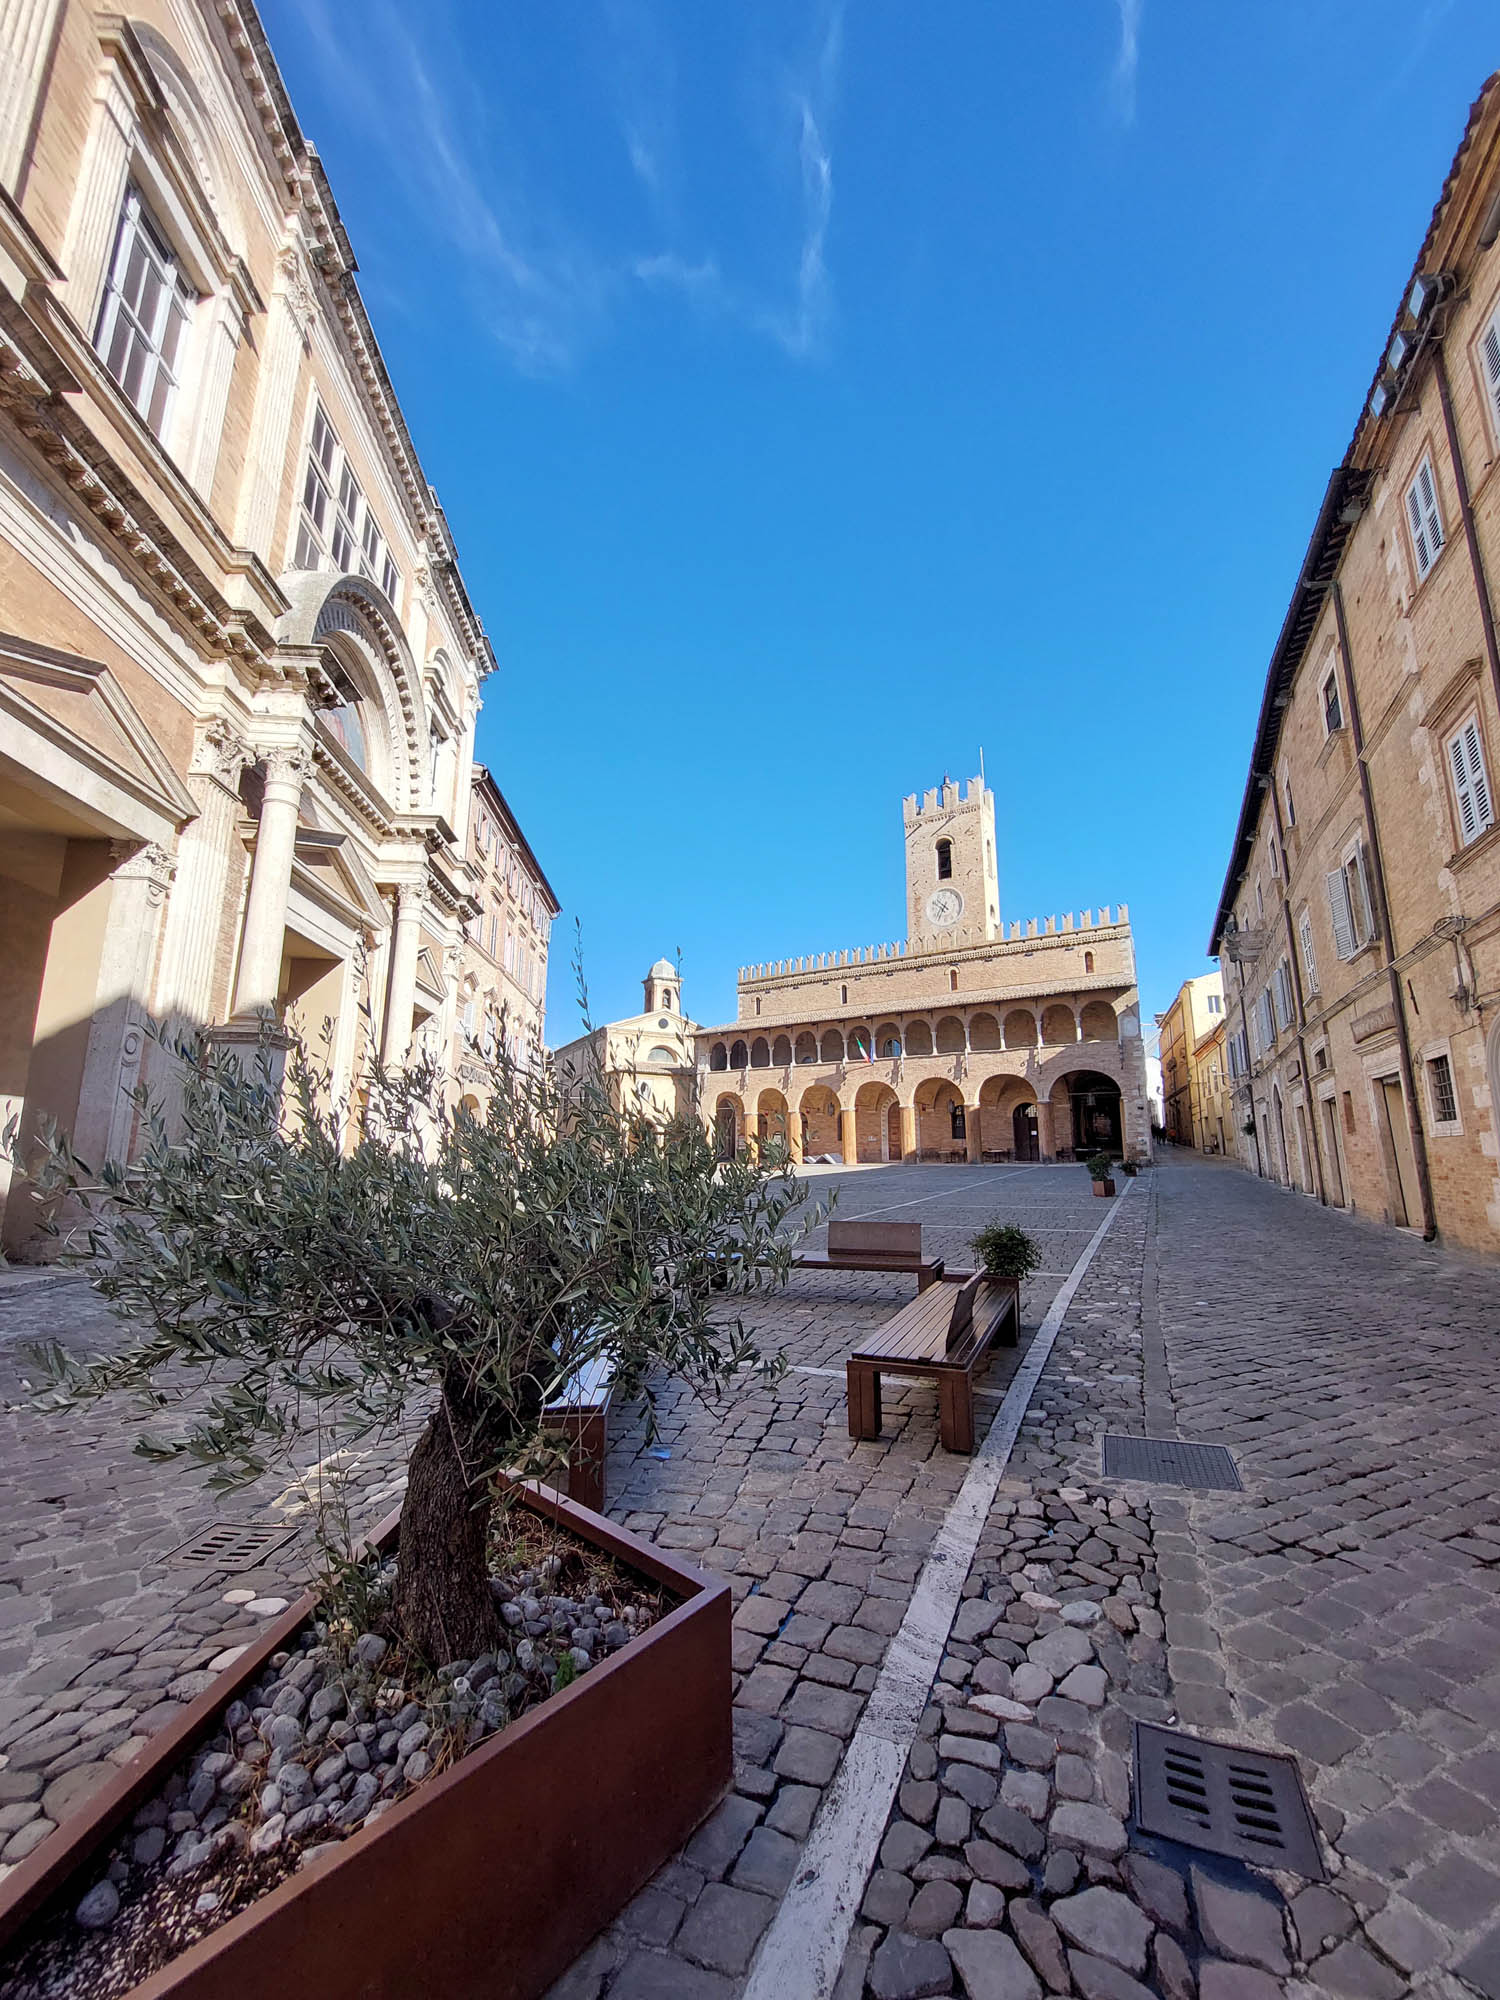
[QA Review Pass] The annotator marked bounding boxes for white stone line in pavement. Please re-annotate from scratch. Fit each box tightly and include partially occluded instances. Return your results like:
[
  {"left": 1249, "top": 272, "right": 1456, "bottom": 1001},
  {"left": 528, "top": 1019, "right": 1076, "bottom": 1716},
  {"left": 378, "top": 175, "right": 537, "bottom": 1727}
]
[
  {"left": 825, "top": 1168, "right": 1029, "bottom": 1219},
  {"left": 742, "top": 1179, "right": 1138, "bottom": 2000}
]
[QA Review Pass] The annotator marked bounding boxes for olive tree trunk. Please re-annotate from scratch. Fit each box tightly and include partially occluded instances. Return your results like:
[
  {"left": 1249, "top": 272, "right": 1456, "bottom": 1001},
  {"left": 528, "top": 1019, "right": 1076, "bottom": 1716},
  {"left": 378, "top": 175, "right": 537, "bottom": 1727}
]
[{"left": 393, "top": 1370, "right": 505, "bottom": 1665}]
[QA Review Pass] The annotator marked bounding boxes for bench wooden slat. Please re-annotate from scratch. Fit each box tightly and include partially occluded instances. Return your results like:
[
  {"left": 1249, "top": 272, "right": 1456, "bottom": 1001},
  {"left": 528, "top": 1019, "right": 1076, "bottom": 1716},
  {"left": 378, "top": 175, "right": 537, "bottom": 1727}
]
[
  {"left": 847, "top": 1276, "right": 1020, "bottom": 1454},
  {"left": 827, "top": 1220, "right": 923, "bottom": 1257}
]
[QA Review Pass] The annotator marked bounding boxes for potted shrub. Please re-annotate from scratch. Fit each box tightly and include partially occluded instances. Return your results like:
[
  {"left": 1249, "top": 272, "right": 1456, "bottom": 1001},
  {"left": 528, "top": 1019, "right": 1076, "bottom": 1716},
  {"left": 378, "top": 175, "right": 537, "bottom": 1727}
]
[
  {"left": 0, "top": 1000, "right": 821, "bottom": 1999},
  {"left": 968, "top": 1221, "right": 1041, "bottom": 1317},
  {"left": 1086, "top": 1151, "right": 1117, "bottom": 1196}
]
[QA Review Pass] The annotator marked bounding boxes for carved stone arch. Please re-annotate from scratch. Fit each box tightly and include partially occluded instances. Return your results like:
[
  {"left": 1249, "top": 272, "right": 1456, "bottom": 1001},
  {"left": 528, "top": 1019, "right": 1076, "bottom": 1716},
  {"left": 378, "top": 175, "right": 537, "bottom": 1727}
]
[
  {"left": 279, "top": 572, "right": 425, "bottom": 810},
  {"left": 130, "top": 23, "right": 237, "bottom": 245}
]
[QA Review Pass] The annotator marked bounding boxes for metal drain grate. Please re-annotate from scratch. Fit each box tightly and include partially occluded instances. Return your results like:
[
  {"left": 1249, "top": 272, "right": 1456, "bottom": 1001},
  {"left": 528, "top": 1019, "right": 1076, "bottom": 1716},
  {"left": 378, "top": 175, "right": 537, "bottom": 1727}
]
[
  {"left": 1102, "top": 1434, "right": 1242, "bottom": 1491},
  {"left": 1135, "top": 1722, "right": 1325, "bottom": 1878},
  {"left": 163, "top": 1523, "right": 294, "bottom": 1570}
]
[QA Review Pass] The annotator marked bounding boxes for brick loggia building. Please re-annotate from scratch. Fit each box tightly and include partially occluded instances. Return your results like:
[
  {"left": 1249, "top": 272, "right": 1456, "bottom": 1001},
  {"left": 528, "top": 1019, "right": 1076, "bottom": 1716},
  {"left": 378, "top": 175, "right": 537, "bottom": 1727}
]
[
  {"left": 0, "top": 0, "right": 549, "bottom": 1248},
  {"left": 699, "top": 776, "right": 1152, "bottom": 1166},
  {"left": 1211, "top": 76, "right": 1500, "bottom": 1249}
]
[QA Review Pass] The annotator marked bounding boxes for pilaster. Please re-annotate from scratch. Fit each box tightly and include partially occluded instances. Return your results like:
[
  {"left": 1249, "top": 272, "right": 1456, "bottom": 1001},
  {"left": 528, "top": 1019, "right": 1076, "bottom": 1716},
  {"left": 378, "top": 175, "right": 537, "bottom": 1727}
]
[{"left": 0, "top": 0, "right": 62, "bottom": 190}]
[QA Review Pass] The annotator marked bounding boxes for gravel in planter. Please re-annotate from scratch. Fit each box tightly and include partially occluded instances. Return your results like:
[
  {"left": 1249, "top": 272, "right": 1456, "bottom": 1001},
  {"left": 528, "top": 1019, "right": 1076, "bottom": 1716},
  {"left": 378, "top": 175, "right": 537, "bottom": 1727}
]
[{"left": 0, "top": 1509, "right": 669, "bottom": 2000}]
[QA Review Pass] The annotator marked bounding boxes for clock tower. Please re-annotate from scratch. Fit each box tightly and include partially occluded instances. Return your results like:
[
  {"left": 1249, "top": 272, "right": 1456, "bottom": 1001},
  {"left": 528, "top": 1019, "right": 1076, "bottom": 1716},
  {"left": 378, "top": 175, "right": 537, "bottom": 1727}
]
[{"left": 903, "top": 774, "right": 1000, "bottom": 949}]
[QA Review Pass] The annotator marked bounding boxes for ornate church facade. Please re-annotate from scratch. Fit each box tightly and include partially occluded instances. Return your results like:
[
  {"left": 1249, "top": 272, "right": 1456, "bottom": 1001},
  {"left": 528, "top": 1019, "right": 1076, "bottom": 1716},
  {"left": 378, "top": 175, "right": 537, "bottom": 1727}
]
[
  {"left": 0, "top": 0, "right": 543, "bottom": 1247},
  {"left": 698, "top": 777, "right": 1152, "bottom": 1167}
]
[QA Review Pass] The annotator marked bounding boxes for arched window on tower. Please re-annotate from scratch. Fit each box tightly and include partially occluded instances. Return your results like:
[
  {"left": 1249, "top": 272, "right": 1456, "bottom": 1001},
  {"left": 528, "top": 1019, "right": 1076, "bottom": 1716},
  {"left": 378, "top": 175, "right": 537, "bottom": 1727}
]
[
  {"left": 1085, "top": 951, "right": 1095, "bottom": 973},
  {"left": 936, "top": 839, "right": 953, "bottom": 880}
]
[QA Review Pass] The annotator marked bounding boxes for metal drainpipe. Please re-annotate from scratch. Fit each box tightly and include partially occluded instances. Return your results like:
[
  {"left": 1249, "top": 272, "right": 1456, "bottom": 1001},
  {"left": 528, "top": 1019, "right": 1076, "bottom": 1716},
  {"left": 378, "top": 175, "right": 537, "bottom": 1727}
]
[
  {"left": 1267, "top": 780, "right": 1329, "bottom": 1204},
  {"left": 1433, "top": 346, "right": 1500, "bottom": 715},
  {"left": 1231, "top": 954, "right": 1265, "bottom": 1179},
  {"left": 1330, "top": 579, "right": 1439, "bottom": 1240}
]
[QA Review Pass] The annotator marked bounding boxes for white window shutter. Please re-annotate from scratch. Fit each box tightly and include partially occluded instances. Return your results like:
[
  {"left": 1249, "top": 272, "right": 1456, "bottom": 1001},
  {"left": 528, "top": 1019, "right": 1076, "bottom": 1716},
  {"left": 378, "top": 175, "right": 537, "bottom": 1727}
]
[
  {"left": 1354, "top": 846, "right": 1377, "bottom": 946},
  {"left": 1326, "top": 868, "right": 1355, "bottom": 960},
  {"left": 1463, "top": 719, "right": 1494, "bottom": 837},
  {"left": 1484, "top": 314, "right": 1500, "bottom": 433},
  {"left": 1407, "top": 456, "right": 1444, "bottom": 579},
  {"left": 1299, "top": 909, "right": 1318, "bottom": 992}
]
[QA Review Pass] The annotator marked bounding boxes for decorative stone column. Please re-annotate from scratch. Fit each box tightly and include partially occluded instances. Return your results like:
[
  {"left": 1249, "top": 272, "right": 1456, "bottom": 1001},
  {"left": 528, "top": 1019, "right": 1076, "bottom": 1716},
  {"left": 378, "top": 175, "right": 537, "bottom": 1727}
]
[
  {"left": 965, "top": 1105, "right": 983, "bottom": 1164},
  {"left": 380, "top": 884, "right": 425, "bottom": 1068},
  {"left": 899, "top": 1104, "right": 916, "bottom": 1162},
  {"left": 232, "top": 746, "right": 307, "bottom": 1018},
  {"left": 183, "top": 291, "right": 245, "bottom": 501},
  {"left": 71, "top": 842, "right": 176, "bottom": 1167},
  {"left": 156, "top": 721, "right": 249, "bottom": 1027},
  {"left": 1036, "top": 1101, "right": 1057, "bottom": 1163},
  {"left": 840, "top": 1105, "right": 858, "bottom": 1166},
  {"left": 0, "top": 0, "right": 62, "bottom": 188}
]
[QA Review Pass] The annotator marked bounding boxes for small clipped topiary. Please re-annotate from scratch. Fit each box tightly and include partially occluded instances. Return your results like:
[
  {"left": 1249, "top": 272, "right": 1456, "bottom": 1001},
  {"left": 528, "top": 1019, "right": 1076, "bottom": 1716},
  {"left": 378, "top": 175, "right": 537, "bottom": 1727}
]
[
  {"left": 969, "top": 1222, "right": 1043, "bottom": 1280},
  {"left": 1086, "top": 1152, "right": 1115, "bottom": 1183}
]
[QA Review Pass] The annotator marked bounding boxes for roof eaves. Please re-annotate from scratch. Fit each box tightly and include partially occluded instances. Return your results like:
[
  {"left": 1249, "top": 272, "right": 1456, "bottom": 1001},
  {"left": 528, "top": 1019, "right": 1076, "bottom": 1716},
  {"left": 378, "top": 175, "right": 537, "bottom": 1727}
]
[{"left": 1208, "top": 464, "right": 1370, "bottom": 957}]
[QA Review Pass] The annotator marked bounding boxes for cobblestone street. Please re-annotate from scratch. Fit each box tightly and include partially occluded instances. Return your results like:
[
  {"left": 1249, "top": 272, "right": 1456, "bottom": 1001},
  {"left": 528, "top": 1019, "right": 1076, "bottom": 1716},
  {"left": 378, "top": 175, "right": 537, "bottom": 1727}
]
[{"left": 6, "top": 1156, "right": 1500, "bottom": 1997}]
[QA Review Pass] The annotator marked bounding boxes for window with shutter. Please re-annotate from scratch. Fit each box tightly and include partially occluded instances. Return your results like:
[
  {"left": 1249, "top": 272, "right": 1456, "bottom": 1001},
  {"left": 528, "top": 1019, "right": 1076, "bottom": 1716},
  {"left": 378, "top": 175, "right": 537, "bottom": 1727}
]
[
  {"left": 1299, "top": 909, "right": 1319, "bottom": 993},
  {"left": 1327, "top": 867, "right": 1356, "bottom": 960},
  {"left": 1322, "top": 669, "right": 1343, "bottom": 735},
  {"left": 1259, "top": 991, "right": 1276, "bottom": 1048},
  {"left": 1483, "top": 308, "right": 1500, "bottom": 437},
  {"left": 1347, "top": 848, "right": 1375, "bottom": 948},
  {"left": 1448, "top": 717, "right": 1495, "bottom": 846},
  {"left": 1275, "top": 961, "right": 1295, "bottom": 1031},
  {"left": 1405, "top": 454, "right": 1445, "bottom": 581}
]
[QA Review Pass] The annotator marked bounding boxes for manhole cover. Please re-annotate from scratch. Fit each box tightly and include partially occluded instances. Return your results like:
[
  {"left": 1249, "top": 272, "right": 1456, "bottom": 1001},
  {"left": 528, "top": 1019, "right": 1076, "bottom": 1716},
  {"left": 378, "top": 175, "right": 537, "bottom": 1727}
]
[
  {"left": 1134, "top": 1721, "right": 1325, "bottom": 1878},
  {"left": 1102, "top": 1434, "right": 1242, "bottom": 1491},
  {"left": 163, "top": 1523, "right": 294, "bottom": 1570}
]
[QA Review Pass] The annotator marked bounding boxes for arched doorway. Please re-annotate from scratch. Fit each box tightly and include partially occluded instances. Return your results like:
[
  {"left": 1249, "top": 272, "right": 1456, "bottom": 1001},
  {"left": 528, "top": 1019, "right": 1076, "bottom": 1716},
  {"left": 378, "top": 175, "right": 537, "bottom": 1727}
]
[
  {"left": 758, "top": 1089, "right": 789, "bottom": 1162},
  {"left": 855, "top": 1081, "right": 899, "bottom": 1163},
  {"left": 915, "top": 1078, "right": 966, "bottom": 1160},
  {"left": 1013, "top": 1102, "right": 1039, "bottom": 1162},
  {"left": 799, "top": 1085, "right": 841, "bottom": 1160}
]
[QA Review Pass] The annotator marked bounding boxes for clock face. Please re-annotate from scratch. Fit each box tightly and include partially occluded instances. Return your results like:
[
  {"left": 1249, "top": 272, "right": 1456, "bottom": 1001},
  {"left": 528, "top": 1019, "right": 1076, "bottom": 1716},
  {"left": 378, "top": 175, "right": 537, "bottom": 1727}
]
[{"left": 926, "top": 888, "right": 964, "bottom": 928}]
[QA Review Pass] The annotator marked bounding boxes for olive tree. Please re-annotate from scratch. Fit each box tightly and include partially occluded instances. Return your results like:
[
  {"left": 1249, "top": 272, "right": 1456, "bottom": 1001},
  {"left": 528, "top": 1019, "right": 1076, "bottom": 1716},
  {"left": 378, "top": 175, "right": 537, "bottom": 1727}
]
[{"left": 20, "top": 1013, "right": 816, "bottom": 1666}]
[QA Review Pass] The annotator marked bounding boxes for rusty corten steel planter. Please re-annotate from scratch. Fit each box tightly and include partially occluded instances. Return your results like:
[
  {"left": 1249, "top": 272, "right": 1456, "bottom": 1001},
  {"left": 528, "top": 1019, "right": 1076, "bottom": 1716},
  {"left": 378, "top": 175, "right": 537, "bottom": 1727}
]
[{"left": 0, "top": 1486, "right": 732, "bottom": 2000}]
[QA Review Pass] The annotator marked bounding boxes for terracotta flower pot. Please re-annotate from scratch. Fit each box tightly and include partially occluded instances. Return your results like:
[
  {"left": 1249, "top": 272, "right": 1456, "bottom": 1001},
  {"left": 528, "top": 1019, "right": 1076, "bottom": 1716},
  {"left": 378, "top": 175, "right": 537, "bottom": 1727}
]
[
  {"left": 0, "top": 1487, "right": 731, "bottom": 2000},
  {"left": 1092, "top": 1178, "right": 1116, "bottom": 1197}
]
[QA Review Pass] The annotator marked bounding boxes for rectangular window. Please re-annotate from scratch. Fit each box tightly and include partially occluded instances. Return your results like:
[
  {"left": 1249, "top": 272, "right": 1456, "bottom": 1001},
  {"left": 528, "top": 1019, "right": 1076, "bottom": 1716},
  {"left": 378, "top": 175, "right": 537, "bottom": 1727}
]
[
  {"left": 1298, "top": 907, "right": 1319, "bottom": 993},
  {"left": 1405, "top": 453, "right": 1445, "bottom": 581},
  {"left": 1326, "top": 866, "right": 1355, "bottom": 960},
  {"left": 1322, "top": 668, "right": 1343, "bottom": 735},
  {"left": 1258, "top": 990, "right": 1277, "bottom": 1048},
  {"left": 1268, "top": 835, "right": 1280, "bottom": 880},
  {"left": 1427, "top": 1051, "right": 1458, "bottom": 1126},
  {"left": 1482, "top": 305, "right": 1500, "bottom": 438},
  {"left": 1207, "top": 993, "right": 1222, "bottom": 1015},
  {"left": 1447, "top": 716, "right": 1495, "bottom": 847},
  {"left": 95, "top": 188, "right": 196, "bottom": 439},
  {"left": 292, "top": 403, "right": 393, "bottom": 587},
  {"left": 1283, "top": 773, "right": 1296, "bottom": 828},
  {"left": 382, "top": 553, "right": 400, "bottom": 603}
]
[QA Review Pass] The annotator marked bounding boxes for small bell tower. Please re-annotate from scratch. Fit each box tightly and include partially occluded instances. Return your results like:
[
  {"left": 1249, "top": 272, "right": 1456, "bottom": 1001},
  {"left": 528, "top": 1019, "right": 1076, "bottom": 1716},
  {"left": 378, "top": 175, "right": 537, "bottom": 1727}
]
[{"left": 643, "top": 957, "right": 679, "bottom": 1016}]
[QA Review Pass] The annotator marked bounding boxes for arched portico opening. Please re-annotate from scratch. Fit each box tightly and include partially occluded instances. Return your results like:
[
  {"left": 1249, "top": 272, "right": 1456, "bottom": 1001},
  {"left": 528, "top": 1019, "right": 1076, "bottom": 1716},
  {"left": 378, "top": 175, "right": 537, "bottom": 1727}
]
[
  {"left": 771, "top": 1034, "right": 793, "bottom": 1066},
  {"left": 795, "top": 1032, "right": 818, "bottom": 1064},
  {"left": 905, "top": 1021, "right": 933, "bottom": 1057},
  {"left": 1003, "top": 1009, "right": 1037, "bottom": 1050},
  {"left": 1050, "top": 1069, "right": 1122, "bottom": 1157},
  {"left": 1042, "top": 1004, "right": 1078, "bottom": 1047},
  {"left": 713, "top": 1093, "right": 745, "bottom": 1160},
  {"left": 854, "top": 1080, "right": 900, "bottom": 1163},
  {"left": 799, "top": 1085, "right": 841, "bottom": 1160},
  {"left": 758, "top": 1088, "right": 790, "bottom": 1162},
  {"left": 750, "top": 1037, "right": 770, "bottom": 1068},
  {"left": 729, "top": 1038, "right": 748, "bottom": 1068},
  {"left": 935, "top": 1015, "right": 965, "bottom": 1055},
  {"left": 969, "top": 1012, "right": 1001, "bottom": 1051},
  {"left": 1080, "top": 1000, "right": 1117, "bottom": 1042},
  {"left": 820, "top": 1028, "right": 845, "bottom": 1063},
  {"left": 876, "top": 1021, "right": 902, "bottom": 1058},
  {"left": 709, "top": 1041, "right": 728, "bottom": 1071},
  {"left": 915, "top": 1078, "right": 967, "bottom": 1160},
  {"left": 978, "top": 1075, "right": 1038, "bottom": 1162}
]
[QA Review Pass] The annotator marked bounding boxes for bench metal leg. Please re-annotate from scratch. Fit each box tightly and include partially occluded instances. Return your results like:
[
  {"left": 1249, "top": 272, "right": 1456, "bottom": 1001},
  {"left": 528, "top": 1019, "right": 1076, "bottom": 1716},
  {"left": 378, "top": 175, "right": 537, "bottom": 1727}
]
[
  {"left": 847, "top": 1361, "right": 882, "bottom": 1440},
  {"left": 998, "top": 1293, "right": 1019, "bottom": 1346},
  {"left": 938, "top": 1373, "right": 975, "bottom": 1454}
]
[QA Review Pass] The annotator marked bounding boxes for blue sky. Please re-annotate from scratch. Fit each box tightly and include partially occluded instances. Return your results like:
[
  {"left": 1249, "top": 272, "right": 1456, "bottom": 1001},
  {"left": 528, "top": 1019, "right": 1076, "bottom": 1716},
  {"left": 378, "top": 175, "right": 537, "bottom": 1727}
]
[{"left": 260, "top": 0, "right": 1495, "bottom": 1039}]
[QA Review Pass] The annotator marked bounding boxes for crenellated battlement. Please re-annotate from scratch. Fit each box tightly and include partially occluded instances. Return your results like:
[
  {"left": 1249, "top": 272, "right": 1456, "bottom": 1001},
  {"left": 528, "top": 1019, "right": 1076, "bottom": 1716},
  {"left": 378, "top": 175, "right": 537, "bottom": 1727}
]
[
  {"left": 902, "top": 774, "right": 986, "bottom": 821},
  {"left": 737, "top": 905, "right": 1130, "bottom": 985}
]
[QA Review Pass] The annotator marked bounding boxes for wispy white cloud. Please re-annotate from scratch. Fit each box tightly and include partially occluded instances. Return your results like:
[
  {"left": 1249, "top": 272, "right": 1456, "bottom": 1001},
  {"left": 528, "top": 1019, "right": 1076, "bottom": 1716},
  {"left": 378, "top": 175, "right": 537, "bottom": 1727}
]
[
  {"left": 1108, "top": 0, "right": 1144, "bottom": 126},
  {"left": 296, "top": 0, "right": 842, "bottom": 374}
]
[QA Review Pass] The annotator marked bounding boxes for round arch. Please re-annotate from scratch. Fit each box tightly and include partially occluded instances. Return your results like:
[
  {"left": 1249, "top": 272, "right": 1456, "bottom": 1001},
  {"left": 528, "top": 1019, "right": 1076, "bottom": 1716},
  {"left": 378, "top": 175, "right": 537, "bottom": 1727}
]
[
  {"left": 935, "top": 1015, "right": 965, "bottom": 1055},
  {"left": 969, "top": 1011, "right": 1001, "bottom": 1051},
  {"left": 1003, "top": 1009, "right": 1037, "bottom": 1050},
  {"left": 1047, "top": 1068, "right": 1123, "bottom": 1158},
  {"left": 795, "top": 1031, "right": 818, "bottom": 1064},
  {"left": 750, "top": 1037, "right": 771, "bottom": 1068},
  {"left": 1041, "top": 1004, "right": 1079, "bottom": 1047},
  {"left": 757, "top": 1088, "right": 790, "bottom": 1160},
  {"left": 914, "top": 1076, "right": 967, "bottom": 1159},
  {"left": 905, "top": 1020, "right": 934, "bottom": 1057},
  {"left": 854, "top": 1079, "right": 901, "bottom": 1163},
  {"left": 771, "top": 1034, "right": 793, "bottom": 1066},
  {"left": 978, "top": 1074, "right": 1039, "bottom": 1161},
  {"left": 712, "top": 1092, "right": 746, "bottom": 1160},
  {"left": 1080, "top": 1000, "right": 1118, "bottom": 1042},
  {"left": 798, "top": 1084, "right": 841, "bottom": 1159},
  {"left": 709, "top": 1041, "right": 728, "bottom": 1071},
  {"left": 279, "top": 572, "right": 426, "bottom": 810},
  {"left": 820, "top": 1028, "right": 845, "bottom": 1063}
]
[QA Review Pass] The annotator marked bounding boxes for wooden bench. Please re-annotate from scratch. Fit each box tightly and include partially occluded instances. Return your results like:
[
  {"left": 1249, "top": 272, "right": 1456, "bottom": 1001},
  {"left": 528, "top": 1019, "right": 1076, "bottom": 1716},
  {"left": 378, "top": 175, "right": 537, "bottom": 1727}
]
[
  {"left": 846, "top": 1270, "right": 1019, "bottom": 1454},
  {"left": 542, "top": 1350, "right": 616, "bottom": 1512},
  {"left": 795, "top": 1219, "right": 944, "bottom": 1292}
]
